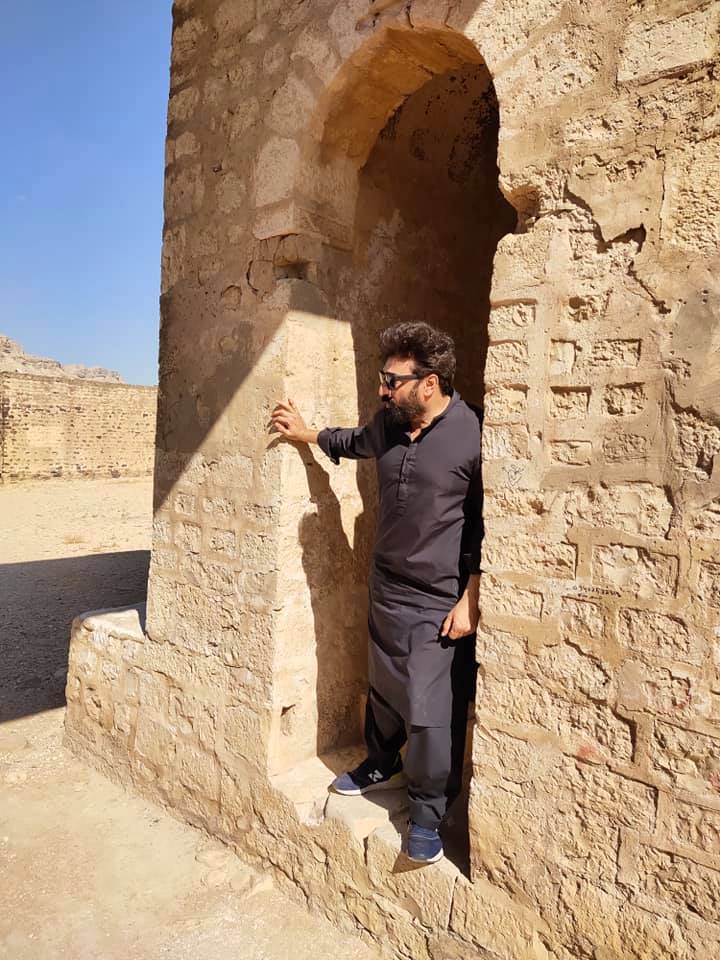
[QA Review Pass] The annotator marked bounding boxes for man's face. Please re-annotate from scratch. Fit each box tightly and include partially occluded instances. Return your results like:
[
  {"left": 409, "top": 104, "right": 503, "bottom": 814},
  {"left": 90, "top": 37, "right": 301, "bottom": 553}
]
[{"left": 379, "top": 356, "right": 425, "bottom": 427}]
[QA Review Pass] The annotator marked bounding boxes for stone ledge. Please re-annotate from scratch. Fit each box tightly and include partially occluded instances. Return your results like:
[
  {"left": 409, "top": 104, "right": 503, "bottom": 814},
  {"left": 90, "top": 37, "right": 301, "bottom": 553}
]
[{"left": 75, "top": 604, "right": 147, "bottom": 642}]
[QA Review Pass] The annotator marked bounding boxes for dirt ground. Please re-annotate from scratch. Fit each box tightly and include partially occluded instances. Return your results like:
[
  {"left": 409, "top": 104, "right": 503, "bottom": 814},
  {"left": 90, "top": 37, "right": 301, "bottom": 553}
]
[{"left": 0, "top": 478, "right": 381, "bottom": 960}]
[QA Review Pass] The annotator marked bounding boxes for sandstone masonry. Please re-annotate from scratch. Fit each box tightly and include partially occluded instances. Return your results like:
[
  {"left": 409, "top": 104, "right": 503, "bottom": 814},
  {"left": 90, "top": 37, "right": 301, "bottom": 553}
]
[
  {"left": 64, "top": 3, "right": 720, "bottom": 959},
  {"left": 0, "top": 373, "right": 157, "bottom": 482}
]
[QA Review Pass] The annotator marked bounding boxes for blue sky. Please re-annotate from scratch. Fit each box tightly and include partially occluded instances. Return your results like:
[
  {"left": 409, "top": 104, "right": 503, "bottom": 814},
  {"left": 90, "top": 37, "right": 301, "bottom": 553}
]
[{"left": 0, "top": 2, "right": 172, "bottom": 385}]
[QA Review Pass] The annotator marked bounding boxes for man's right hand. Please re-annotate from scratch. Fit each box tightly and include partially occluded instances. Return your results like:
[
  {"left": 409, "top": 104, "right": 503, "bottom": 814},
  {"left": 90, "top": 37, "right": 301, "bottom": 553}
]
[{"left": 270, "top": 399, "right": 318, "bottom": 445}]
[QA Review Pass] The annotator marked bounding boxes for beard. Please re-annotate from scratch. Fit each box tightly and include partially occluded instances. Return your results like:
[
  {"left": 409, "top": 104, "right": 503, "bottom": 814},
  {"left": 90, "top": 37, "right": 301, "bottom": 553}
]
[{"left": 382, "top": 383, "right": 424, "bottom": 427}]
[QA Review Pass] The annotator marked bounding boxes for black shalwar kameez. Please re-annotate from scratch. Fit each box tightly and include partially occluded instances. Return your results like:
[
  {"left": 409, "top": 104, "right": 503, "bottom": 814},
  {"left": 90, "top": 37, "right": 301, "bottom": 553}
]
[{"left": 318, "top": 391, "right": 482, "bottom": 827}]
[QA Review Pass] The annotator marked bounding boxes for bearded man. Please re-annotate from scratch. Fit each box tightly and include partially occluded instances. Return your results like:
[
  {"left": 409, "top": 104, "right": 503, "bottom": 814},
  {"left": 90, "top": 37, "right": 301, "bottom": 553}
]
[{"left": 271, "top": 321, "right": 482, "bottom": 864}]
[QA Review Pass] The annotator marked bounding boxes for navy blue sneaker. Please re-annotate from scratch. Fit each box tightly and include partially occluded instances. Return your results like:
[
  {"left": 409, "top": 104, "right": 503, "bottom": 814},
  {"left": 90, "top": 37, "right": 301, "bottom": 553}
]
[
  {"left": 406, "top": 820, "right": 444, "bottom": 864},
  {"left": 331, "top": 756, "right": 404, "bottom": 796}
]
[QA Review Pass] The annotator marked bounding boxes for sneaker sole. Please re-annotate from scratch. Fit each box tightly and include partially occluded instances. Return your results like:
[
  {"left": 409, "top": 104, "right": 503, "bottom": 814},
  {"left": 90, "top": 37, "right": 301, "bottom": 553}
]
[
  {"left": 331, "top": 772, "right": 406, "bottom": 796},
  {"left": 405, "top": 848, "right": 444, "bottom": 864}
]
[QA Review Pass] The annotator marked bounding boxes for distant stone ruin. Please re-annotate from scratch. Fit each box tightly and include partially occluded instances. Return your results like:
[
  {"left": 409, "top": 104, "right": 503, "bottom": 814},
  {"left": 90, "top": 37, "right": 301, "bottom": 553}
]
[
  {"left": 0, "top": 335, "right": 124, "bottom": 383},
  {"left": 0, "top": 336, "right": 157, "bottom": 482}
]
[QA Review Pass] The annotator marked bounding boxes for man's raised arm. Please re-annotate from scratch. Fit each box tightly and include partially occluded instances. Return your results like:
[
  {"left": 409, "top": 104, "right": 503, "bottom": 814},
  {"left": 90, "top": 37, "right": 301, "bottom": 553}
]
[{"left": 271, "top": 400, "right": 386, "bottom": 464}]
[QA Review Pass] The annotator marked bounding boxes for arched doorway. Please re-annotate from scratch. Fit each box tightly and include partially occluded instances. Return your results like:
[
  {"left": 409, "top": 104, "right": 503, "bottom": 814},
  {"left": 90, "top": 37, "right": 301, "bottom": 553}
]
[{"left": 269, "top": 26, "right": 515, "bottom": 868}]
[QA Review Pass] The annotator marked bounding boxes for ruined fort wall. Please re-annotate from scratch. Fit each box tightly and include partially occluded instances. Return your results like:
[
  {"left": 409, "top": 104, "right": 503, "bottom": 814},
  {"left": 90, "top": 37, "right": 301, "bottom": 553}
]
[
  {"left": 0, "top": 373, "right": 157, "bottom": 482},
  {"left": 65, "top": 2, "right": 720, "bottom": 958}
]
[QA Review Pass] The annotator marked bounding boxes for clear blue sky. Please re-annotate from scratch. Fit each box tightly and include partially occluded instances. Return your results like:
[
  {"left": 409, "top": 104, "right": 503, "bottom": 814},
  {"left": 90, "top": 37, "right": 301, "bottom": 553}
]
[{"left": 0, "top": 2, "right": 172, "bottom": 385}]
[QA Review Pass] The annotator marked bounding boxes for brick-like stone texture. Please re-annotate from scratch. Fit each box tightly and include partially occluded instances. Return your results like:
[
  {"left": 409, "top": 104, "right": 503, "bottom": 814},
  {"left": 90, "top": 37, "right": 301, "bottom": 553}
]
[
  {"left": 63, "top": 2, "right": 720, "bottom": 959},
  {"left": 0, "top": 373, "right": 156, "bottom": 482}
]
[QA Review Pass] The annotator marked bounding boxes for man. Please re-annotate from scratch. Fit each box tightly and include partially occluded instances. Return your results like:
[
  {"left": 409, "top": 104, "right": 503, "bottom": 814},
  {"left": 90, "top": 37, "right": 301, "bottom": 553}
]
[{"left": 271, "top": 321, "right": 482, "bottom": 864}]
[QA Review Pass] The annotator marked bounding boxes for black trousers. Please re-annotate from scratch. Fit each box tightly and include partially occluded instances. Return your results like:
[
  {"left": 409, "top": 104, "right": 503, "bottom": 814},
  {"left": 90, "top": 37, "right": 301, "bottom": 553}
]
[{"left": 364, "top": 638, "right": 475, "bottom": 829}]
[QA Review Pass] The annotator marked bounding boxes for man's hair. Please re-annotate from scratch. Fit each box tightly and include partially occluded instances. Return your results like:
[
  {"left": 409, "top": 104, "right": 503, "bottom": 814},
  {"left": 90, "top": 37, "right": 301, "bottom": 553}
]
[{"left": 379, "top": 322, "right": 456, "bottom": 396}]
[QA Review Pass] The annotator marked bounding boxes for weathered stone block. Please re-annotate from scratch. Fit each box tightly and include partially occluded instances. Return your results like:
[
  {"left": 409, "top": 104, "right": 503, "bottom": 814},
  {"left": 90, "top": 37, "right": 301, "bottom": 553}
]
[
  {"left": 213, "top": 0, "right": 255, "bottom": 37},
  {"left": 215, "top": 172, "right": 247, "bottom": 214},
  {"left": 134, "top": 711, "right": 176, "bottom": 770},
  {"left": 164, "top": 164, "right": 205, "bottom": 221},
  {"left": 267, "top": 74, "right": 317, "bottom": 137},
  {"left": 618, "top": 609, "right": 699, "bottom": 665},
  {"left": 560, "top": 597, "right": 604, "bottom": 650},
  {"left": 175, "top": 741, "right": 220, "bottom": 800},
  {"left": 366, "top": 822, "right": 456, "bottom": 929},
  {"left": 666, "top": 798, "right": 720, "bottom": 856},
  {"left": 636, "top": 842, "right": 720, "bottom": 924},
  {"left": 483, "top": 424, "right": 529, "bottom": 460},
  {"left": 176, "top": 521, "right": 201, "bottom": 553},
  {"left": 662, "top": 136, "right": 720, "bottom": 257},
  {"left": 618, "top": 660, "right": 694, "bottom": 718},
  {"left": 592, "top": 545, "right": 678, "bottom": 598},
  {"left": 174, "top": 492, "right": 196, "bottom": 516},
  {"left": 618, "top": 6, "right": 719, "bottom": 83},
  {"left": 488, "top": 301, "right": 536, "bottom": 334},
  {"left": 485, "top": 386, "right": 528, "bottom": 423},
  {"left": 475, "top": 623, "right": 527, "bottom": 678},
  {"left": 551, "top": 440, "right": 592, "bottom": 465},
  {"left": 207, "top": 527, "right": 237, "bottom": 558},
  {"left": 651, "top": 721, "right": 720, "bottom": 799},
  {"left": 691, "top": 500, "right": 720, "bottom": 540},
  {"left": 549, "top": 340, "right": 576, "bottom": 375},
  {"left": 603, "top": 383, "right": 645, "bottom": 417},
  {"left": 698, "top": 561, "right": 720, "bottom": 608},
  {"left": 588, "top": 340, "right": 641, "bottom": 367},
  {"left": 484, "top": 536, "right": 577, "bottom": 578},
  {"left": 672, "top": 410, "right": 720, "bottom": 479},
  {"left": 481, "top": 675, "right": 633, "bottom": 763},
  {"left": 485, "top": 341, "right": 529, "bottom": 381},
  {"left": 168, "top": 86, "right": 200, "bottom": 125},
  {"left": 254, "top": 137, "right": 300, "bottom": 206},
  {"left": 534, "top": 643, "right": 611, "bottom": 703},
  {"left": 483, "top": 488, "right": 553, "bottom": 523},
  {"left": 567, "top": 483, "right": 672, "bottom": 537},
  {"left": 602, "top": 432, "right": 649, "bottom": 462},
  {"left": 450, "top": 876, "right": 549, "bottom": 959},
  {"left": 550, "top": 387, "right": 590, "bottom": 420},
  {"left": 481, "top": 575, "right": 543, "bottom": 621}
]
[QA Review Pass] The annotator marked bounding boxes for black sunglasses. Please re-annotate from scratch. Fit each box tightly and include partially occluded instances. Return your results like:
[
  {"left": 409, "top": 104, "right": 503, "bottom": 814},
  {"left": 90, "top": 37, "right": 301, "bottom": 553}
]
[{"left": 379, "top": 370, "right": 425, "bottom": 391}]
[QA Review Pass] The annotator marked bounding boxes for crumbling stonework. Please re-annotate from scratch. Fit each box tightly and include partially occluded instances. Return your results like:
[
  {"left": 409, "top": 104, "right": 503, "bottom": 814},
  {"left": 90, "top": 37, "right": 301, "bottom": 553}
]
[
  {"left": 0, "top": 373, "right": 157, "bottom": 482},
  {"left": 65, "top": 2, "right": 720, "bottom": 958}
]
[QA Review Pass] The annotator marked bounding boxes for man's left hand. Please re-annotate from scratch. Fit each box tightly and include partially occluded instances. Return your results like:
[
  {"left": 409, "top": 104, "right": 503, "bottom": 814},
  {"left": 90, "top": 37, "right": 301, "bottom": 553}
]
[{"left": 441, "top": 590, "right": 480, "bottom": 641}]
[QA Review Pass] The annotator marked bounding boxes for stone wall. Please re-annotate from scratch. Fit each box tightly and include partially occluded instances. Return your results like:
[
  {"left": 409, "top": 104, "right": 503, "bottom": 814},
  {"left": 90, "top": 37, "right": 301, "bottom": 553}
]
[
  {"left": 65, "top": 2, "right": 720, "bottom": 959},
  {"left": 0, "top": 373, "right": 157, "bottom": 482}
]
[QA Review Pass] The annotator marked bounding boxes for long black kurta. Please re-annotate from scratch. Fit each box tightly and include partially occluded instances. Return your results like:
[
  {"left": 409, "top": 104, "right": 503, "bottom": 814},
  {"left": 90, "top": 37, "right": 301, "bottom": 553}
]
[{"left": 318, "top": 392, "right": 482, "bottom": 727}]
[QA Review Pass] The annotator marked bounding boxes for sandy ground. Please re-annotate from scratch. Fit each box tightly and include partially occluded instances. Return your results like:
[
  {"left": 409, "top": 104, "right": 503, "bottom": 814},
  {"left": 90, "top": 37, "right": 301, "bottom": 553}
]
[
  {"left": 1, "top": 478, "right": 153, "bottom": 723},
  {"left": 0, "top": 478, "right": 381, "bottom": 960}
]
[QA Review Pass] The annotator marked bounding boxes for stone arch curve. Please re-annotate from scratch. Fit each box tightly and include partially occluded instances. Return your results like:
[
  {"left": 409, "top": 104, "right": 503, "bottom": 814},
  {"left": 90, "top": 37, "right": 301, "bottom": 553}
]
[{"left": 252, "top": 19, "right": 520, "bottom": 251}]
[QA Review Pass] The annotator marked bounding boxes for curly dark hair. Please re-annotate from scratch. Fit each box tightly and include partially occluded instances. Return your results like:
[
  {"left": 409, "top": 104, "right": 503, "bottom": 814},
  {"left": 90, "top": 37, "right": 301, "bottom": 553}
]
[{"left": 379, "top": 321, "right": 456, "bottom": 396}]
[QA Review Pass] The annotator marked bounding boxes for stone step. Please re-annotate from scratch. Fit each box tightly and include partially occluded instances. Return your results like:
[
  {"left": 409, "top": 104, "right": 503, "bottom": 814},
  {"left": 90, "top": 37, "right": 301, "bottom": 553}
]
[
  {"left": 325, "top": 785, "right": 409, "bottom": 842},
  {"left": 270, "top": 744, "right": 366, "bottom": 825}
]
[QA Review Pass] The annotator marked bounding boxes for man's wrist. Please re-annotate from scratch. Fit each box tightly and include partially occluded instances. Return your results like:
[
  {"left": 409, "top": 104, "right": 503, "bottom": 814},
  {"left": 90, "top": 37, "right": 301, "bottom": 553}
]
[
  {"left": 464, "top": 573, "right": 480, "bottom": 595},
  {"left": 300, "top": 428, "right": 319, "bottom": 445}
]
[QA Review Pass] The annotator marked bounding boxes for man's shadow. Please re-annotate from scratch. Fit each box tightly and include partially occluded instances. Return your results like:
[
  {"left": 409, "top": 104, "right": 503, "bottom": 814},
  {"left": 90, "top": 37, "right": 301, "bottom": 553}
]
[{"left": 296, "top": 445, "right": 373, "bottom": 759}]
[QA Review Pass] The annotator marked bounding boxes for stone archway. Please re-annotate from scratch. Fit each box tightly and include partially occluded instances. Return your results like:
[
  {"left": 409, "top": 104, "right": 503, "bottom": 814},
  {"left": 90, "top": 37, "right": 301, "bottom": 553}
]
[{"left": 265, "top": 27, "right": 516, "bottom": 869}]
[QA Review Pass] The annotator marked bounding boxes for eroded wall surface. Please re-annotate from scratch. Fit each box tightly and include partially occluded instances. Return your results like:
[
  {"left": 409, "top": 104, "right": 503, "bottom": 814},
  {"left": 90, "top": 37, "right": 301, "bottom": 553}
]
[
  {"left": 65, "top": 2, "right": 720, "bottom": 958},
  {"left": 0, "top": 373, "right": 157, "bottom": 482}
]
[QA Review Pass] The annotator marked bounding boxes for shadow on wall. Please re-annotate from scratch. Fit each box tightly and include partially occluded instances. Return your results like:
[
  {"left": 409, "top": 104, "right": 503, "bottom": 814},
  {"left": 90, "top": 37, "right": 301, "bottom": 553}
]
[
  {"left": 154, "top": 23, "right": 518, "bottom": 514},
  {"left": 0, "top": 551, "right": 150, "bottom": 723},
  {"left": 297, "top": 447, "right": 374, "bottom": 756}
]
